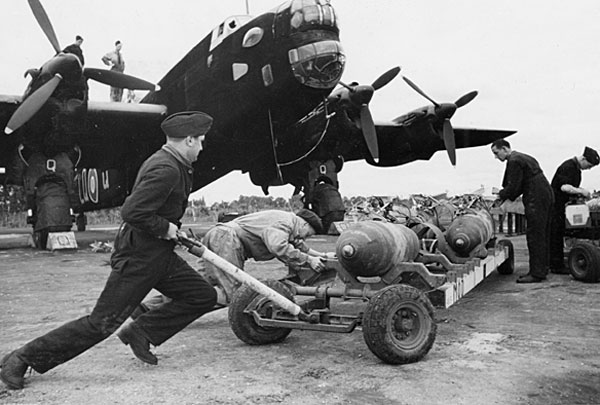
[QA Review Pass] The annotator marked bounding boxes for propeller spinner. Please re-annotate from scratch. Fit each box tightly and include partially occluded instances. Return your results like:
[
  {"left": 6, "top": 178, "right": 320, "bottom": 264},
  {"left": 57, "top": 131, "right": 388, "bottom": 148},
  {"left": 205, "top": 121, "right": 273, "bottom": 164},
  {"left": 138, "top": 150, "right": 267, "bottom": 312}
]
[
  {"left": 402, "top": 75, "right": 478, "bottom": 166},
  {"left": 335, "top": 66, "right": 401, "bottom": 161}
]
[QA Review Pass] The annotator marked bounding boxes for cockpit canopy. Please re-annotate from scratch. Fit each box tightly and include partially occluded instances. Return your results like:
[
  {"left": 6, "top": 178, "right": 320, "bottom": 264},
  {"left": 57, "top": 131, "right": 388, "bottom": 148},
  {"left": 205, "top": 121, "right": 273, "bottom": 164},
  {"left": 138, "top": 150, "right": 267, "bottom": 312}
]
[{"left": 289, "top": 0, "right": 337, "bottom": 32}]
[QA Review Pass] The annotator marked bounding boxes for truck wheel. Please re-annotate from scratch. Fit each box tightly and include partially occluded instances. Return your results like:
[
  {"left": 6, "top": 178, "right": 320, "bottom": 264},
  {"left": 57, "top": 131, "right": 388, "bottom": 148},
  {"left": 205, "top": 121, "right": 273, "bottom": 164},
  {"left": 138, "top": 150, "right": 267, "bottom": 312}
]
[
  {"left": 568, "top": 242, "right": 600, "bottom": 283},
  {"left": 228, "top": 279, "right": 293, "bottom": 345},
  {"left": 496, "top": 239, "right": 514, "bottom": 275},
  {"left": 362, "top": 284, "right": 436, "bottom": 364}
]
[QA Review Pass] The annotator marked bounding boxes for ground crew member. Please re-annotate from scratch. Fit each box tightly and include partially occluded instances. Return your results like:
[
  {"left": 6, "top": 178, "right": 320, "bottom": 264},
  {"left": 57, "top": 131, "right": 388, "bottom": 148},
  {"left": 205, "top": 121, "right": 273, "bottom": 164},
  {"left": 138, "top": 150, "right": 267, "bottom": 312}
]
[
  {"left": 101, "top": 40, "right": 126, "bottom": 101},
  {"left": 308, "top": 176, "right": 346, "bottom": 234},
  {"left": 549, "top": 146, "right": 599, "bottom": 273},
  {"left": 134, "top": 208, "right": 334, "bottom": 315},
  {"left": 62, "top": 35, "right": 84, "bottom": 65},
  {"left": 0, "top": 111, "right": 217, "bottom": 390},
  {"left": 491, "top": 139, "right": 554, "bottom": 283}
]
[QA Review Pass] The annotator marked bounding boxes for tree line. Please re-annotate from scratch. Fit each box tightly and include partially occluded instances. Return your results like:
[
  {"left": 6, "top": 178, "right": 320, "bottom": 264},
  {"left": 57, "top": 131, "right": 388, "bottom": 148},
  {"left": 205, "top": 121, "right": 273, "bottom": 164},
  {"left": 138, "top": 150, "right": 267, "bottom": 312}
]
[{"left": 0, "top": 185, "right": 389, "bottom": 228}]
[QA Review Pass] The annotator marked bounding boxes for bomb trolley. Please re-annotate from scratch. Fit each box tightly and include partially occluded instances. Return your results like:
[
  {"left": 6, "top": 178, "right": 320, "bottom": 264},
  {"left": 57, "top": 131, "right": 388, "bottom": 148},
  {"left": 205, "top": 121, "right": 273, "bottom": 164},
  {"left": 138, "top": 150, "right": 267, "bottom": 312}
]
[{"left": 178, "top": 222, "right": 513, "bottom": 365}]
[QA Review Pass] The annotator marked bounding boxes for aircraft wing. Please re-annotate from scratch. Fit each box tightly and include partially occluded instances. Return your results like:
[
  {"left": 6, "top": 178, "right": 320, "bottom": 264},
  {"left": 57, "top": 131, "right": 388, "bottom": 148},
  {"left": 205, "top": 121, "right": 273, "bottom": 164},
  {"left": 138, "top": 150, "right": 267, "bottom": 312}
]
[
  {"left": 334, "top": 117, "right": 516, "bottom": 168},
  {"left": 0, "top": 97, "right": 167, "bottom": 184}
]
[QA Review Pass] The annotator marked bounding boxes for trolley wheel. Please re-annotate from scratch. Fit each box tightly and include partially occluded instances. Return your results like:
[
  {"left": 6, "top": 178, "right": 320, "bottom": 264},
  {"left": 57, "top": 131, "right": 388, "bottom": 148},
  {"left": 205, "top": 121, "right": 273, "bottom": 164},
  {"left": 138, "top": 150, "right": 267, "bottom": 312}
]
[
  {"left": 496, "top": 239, "right": 514, "bottom": 275},
  {"left": 228, "top": 280, "right": 293, "bottom": 345},
  {"left": 362, "top": 284, "right": 436, "bottom": 364},
  {"left": 568, "top": 242, "right": 600, "bottom": 283}
]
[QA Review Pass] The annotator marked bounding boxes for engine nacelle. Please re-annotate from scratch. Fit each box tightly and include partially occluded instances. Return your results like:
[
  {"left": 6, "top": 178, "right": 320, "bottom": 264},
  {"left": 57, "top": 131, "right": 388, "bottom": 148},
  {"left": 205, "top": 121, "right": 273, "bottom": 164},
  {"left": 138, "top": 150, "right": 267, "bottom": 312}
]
[
  {"left": 336, "top": 221, "right": 419, "bottom": 277},
  {"left": 444, "top": 209, "right": 494, "bottom": 258}
]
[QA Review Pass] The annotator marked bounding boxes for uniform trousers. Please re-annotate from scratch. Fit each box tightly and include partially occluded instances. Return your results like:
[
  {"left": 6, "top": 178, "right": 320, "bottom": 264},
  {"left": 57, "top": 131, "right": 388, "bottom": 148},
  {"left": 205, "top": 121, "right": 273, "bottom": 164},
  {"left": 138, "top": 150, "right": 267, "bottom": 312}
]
[
  {"left": 524, "top": 189, "right": 554, "bottom": 278},
  {"left": 16, "top": 224, "right": 216, "bottom": 373}
]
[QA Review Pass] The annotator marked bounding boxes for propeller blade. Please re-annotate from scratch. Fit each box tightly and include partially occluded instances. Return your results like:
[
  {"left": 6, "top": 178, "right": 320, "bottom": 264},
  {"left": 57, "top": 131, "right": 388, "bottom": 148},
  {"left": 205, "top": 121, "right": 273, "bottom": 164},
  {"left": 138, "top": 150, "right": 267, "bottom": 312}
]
[
  {"left": 371, "top": 66, "right": 400, "bottom": 91},
  {"left": 5, "top": 74, "right": 62, "bottom": 134},
  {"left": 454, "top": 90, "right": 478, "bottom": 108},
  {"left": 443, "top": 119, "right": 456, "bottom": 166},
  {"left": 402, "top": 76, "right": 440, "bottom": 107},
  {"left": 28, "top": 0, "right": 61, "bottom": 53},
  {"left": 84, "top": 68, "right": 160, "bottom": 91},
  {"left": 360, "top": 105, "right": 379, "bottom": 160}
]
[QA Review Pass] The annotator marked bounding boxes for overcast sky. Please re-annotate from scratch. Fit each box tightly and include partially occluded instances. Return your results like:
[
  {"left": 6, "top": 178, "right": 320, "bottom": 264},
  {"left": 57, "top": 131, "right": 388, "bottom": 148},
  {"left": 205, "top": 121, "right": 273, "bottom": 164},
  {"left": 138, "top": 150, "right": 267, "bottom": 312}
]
[{"left": 2, "top": 0, "right": 600, "bottom": 204}]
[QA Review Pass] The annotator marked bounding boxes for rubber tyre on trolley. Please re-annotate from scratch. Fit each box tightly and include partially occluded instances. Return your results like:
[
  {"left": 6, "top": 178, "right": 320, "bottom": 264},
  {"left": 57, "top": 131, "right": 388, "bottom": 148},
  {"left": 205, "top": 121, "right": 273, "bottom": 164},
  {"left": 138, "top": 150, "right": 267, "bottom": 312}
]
[
  {"left": 362, "top": 284, "right": 437, "bottom": 364},
  {"left": 228, "top": 279, "right": 294, "bottom": 345}
]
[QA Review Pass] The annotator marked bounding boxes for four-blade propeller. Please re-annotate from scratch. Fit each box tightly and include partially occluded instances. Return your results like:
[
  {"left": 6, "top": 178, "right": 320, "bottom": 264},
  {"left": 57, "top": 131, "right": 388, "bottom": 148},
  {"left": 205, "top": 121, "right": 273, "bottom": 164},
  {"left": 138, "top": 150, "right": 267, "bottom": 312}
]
[
  {"left": 402, "top": 75, "right": 478, "bottom": 166},
  {"left": 335, "top": 66, "right": 401, "bottom": 161},
  {"left": 5, "top": 0, "right": 160, "bottom": 134}
]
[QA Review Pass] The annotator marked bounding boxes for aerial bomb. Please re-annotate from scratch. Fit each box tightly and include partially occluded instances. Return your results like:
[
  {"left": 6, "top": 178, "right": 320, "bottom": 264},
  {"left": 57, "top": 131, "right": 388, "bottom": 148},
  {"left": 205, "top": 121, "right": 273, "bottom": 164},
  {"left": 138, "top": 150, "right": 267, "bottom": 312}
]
[
  {"left": 444, "top": 210, "right": 494, "bottom": 258},
  {"left": 336, "top": 221, "right": 419, "bottom": 277}
]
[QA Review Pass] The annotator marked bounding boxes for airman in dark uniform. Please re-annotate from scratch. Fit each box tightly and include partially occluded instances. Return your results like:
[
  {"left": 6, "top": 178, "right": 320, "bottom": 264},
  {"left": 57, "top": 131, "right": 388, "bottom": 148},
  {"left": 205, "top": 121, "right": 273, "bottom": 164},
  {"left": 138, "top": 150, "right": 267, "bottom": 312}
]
[
  {"left": 491, "top": 139, "right": 554, "bottom": 283},
  {"left": 549, "top": 146, "right": 599, "bottom": 273},
  {"left": 0, "top": 111, "right": 217, "bottom": 390}
]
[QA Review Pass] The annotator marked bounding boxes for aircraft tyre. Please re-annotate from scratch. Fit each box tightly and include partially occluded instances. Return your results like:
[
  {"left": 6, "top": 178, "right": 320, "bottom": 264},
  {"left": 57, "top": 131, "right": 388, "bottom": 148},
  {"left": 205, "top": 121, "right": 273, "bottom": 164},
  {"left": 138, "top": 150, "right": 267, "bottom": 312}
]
[
  {"left": 568, "top": 242, "right": 600, "bottom": 283},
  {"left": 362, "top": 284, "right": 436, "bottom": 364},
  {"left": 228, "top": 280, "right": 293, "bottom": 345},
  {"left": 496, "top": 239, "right": 515, "bottom": 275}
]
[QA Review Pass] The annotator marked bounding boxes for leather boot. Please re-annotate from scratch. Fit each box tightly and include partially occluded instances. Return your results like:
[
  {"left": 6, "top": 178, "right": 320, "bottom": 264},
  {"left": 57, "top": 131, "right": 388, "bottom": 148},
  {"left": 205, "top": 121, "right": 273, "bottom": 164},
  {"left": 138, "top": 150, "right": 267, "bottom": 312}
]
[
  {"left": 0, "top": 351, "right": 28, "bottom": 390},
  {"left": 117, "top": 323, "right": 158, "bottom": 365}
]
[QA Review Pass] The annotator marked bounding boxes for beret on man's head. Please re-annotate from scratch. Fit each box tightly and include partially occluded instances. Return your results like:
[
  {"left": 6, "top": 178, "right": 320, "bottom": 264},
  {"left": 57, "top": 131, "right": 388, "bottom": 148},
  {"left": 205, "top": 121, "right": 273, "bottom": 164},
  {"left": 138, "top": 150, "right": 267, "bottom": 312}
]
[
  {"left": 583, "top": 146, "right": 600, "bottom": 166},
  {"left": 296, "top": 208, "right": 324, "bottom": 234},
  {"left": 161, "top": 111, "right": 213, "bottom": 138}
]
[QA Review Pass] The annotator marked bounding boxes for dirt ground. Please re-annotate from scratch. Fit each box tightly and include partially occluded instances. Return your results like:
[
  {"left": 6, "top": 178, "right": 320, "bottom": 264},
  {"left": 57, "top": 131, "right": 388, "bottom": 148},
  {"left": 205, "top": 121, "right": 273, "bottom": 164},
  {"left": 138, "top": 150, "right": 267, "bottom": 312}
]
[{"left": 1, "top": 230, "right": 599, "bottom": 405}]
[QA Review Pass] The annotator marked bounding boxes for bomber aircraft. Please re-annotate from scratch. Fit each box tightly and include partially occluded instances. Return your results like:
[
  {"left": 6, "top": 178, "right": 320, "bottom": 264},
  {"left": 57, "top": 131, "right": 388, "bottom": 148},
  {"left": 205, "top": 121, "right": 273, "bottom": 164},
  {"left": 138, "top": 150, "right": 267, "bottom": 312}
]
[{"left": 0, "top": 0, "right": 515, "bottom": 247}]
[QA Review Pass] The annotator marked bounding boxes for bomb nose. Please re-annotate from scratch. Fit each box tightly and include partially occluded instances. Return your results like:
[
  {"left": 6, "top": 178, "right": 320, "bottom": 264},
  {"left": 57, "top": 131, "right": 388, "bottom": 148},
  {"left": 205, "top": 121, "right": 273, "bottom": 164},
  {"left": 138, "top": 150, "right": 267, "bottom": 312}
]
[{"left": 341, "top": 244, "right": 356, "bottom": 259}]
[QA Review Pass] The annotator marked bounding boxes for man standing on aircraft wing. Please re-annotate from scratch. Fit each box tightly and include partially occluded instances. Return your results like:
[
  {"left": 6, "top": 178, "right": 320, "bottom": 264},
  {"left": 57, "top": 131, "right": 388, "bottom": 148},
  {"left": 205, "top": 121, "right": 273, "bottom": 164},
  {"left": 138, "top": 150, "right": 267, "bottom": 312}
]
[
  {"left": 549, "top": 146, "right": 599, "bottom": 273},
  {"left": 491, "top": 139, "right": 554, "bottom": 284},
  {"left": 62, "top": 35, "right": 85, "bottom": 65},
  {"left": 101, "top": 40, "right": 126, "bottom": 101},
  {"left": 134, "top": 209, "right": 333, "bottom": 314},
  {"left": 0, "top": 112, "right": 217, "bottom": 390}
]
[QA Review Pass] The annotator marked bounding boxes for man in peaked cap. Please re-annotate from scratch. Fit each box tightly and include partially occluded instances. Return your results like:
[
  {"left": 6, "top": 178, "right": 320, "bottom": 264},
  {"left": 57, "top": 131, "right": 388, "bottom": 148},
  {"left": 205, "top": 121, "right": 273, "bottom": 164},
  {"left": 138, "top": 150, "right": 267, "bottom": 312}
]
[
  {"left": 1, "top": 112, "right": 217, "bottom": 390},
  {"left": 549, "top": 146, "right": 600, "bottom": 274}
]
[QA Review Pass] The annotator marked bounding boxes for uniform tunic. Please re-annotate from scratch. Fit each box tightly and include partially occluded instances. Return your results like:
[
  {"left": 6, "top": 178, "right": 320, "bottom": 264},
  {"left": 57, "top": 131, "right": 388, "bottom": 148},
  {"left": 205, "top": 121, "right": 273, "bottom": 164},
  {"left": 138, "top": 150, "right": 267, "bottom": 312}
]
[
  {"left": 498, "top": 151, "right": 554, "bottom": 278},
  {"left": 16, "top": 147, "right": 216, "bottom": 373},
  {"left": 200, "top": 210, "right": 313, "bottom": 301},
  {"left": 549, "top": 157, "right": 581, "bottom": 268}
]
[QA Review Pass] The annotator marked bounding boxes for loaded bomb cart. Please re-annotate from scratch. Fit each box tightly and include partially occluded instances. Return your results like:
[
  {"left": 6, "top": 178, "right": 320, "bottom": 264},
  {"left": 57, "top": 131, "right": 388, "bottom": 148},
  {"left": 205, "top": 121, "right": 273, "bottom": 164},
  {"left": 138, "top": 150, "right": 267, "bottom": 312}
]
[{"left": 179, "top": 212, "right": 514, "bottom": 365}]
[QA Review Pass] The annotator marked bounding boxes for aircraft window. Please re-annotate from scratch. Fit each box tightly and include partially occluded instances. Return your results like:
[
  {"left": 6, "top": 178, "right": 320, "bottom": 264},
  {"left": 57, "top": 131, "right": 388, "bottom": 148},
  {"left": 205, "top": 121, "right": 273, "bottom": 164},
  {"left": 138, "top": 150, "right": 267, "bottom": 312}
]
[
  {"left": 322, "top": 4, "right": 334, "bottom": 25},
  {"left": 288, "top": 40, "right": 345, "bottom": 89},
  {"left": 242, "top": 27, "right": 264, "bottom": 48},
  {"left": 210, "top": 16, "right": 254, "bottom": 51},
  {"left": 290, "top": 1, "right": 337, "bottom": 31}
]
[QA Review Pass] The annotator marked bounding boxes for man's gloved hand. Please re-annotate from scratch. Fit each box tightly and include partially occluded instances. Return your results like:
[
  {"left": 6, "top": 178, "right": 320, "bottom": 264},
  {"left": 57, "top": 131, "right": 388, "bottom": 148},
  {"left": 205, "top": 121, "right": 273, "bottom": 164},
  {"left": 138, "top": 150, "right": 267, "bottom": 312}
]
[{"left": 307, "top": 256, "right": 326, "bottom": 272}]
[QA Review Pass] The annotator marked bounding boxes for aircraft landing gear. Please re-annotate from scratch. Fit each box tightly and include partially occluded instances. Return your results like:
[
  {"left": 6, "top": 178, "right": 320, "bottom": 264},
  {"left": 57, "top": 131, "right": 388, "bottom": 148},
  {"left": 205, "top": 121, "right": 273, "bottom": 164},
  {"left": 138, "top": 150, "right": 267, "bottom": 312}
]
[{"left": 76, "top": 213, "right": 87, "bottom": 232}]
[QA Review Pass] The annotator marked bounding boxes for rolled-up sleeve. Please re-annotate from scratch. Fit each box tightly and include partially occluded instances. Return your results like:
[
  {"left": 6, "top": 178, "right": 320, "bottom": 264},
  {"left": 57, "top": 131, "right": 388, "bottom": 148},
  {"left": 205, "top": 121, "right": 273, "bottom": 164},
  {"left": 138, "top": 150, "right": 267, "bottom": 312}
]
[{"left": 261, "top": 227, "right": 310, "bottom": 266}]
